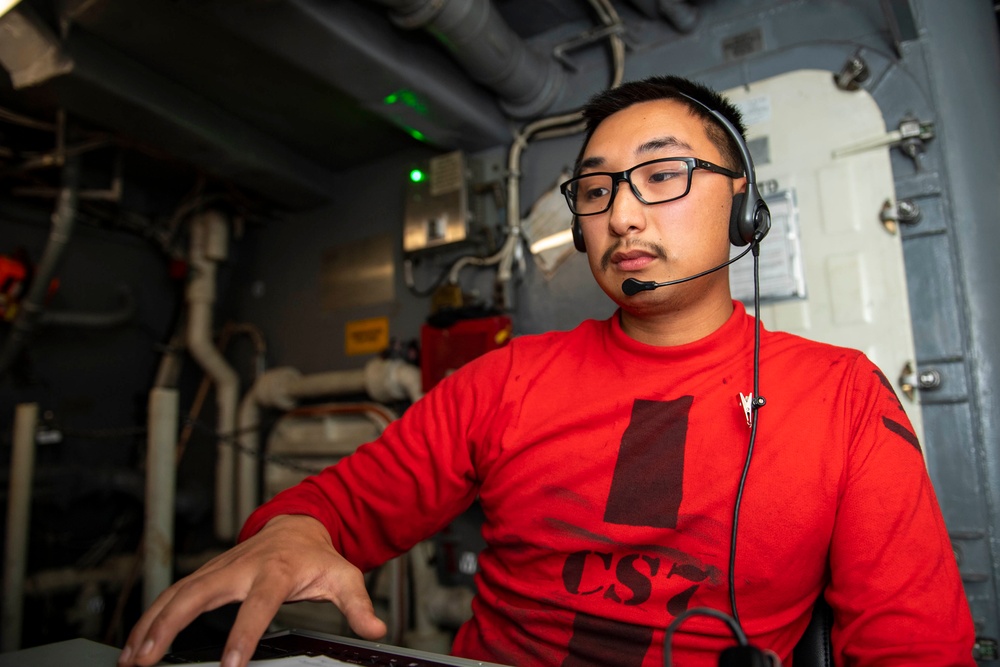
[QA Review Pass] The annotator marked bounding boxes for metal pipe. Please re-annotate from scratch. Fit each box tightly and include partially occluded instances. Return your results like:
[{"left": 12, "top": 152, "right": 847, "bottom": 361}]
[
  {"left": 39, "top": 285, "right": 135, "bottom": 329},
  {"left": 0, "top": 157, "right": 80, "bottom": 377},
  {"left": 658, "top": 0, "right": 699, "bottom": 33},
  {"left": 186, "top": 211, "right": 240, "bottom": 541},
  {"left": 367, "top": 0, "right": 564, "bottom": 118},
  {"left": 143, "top": 388, "right": 179, "bottom": 608},
  {"left": 2, "top": 403, "right": 38, "bottom": 653}
]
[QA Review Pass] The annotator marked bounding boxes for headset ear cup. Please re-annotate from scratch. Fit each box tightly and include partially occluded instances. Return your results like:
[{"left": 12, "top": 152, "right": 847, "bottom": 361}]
[
  {"left": 729, "top": 192, "right": 749, "bottom": 246},
  {"left": 753, "top": 199, "right": 772, "bottom": 243},
  {"left": 572, "top": 219, "right": 586, "bottom": 252}
]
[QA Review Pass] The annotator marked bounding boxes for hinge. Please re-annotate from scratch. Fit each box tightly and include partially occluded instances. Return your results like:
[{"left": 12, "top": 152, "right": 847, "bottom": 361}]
[
  {"left": 898, "top": 361, "right": 941, "bottom": 401},
  {"left": 879, "top": 198, "right": 922, "bottom": 234}
]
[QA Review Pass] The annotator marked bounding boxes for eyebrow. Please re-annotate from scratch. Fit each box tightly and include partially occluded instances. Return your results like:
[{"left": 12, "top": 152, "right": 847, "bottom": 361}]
[{"left": 579, "top": 136, "right": 695, "bottom": 171}]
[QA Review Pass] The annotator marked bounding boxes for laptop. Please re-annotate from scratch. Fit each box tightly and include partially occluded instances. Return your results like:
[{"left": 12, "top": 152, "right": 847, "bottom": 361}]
[{"left": 163, "top": 628, "right": 511, "bottom": 666}]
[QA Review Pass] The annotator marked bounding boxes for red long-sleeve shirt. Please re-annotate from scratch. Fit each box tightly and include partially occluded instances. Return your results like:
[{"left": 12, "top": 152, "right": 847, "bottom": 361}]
[{"left": 242, "top": 303, "right": 975, "bottom": 666}]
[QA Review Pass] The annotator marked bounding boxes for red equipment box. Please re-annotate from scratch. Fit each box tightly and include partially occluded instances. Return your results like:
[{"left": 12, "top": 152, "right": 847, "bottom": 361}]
[{"left": 420, "top": 315, "right": 513, "bottom": 392}]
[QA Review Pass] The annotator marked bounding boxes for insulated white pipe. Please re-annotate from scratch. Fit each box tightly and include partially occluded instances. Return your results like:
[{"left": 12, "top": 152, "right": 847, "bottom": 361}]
[
  {"left": 2, "top": 402, "right": 38, "bottom": 653},
  {"left": 363, "top": 358, "right": 424, "bottom": 405},
  {"left": 285, "top": 369, "right": 367, "bottom": 398},
  {"left": 144, "top": 388, "right": 179, "bottom": 609},
  {"left": 236, "top": 395, "right": 263, "bottom": 531},
  {"left": 403, "top": 541, "right": 454, "bottom": 654},
  {"left": 24, "top": 553, "right": 138, "bottom": 595},
  {"left": 186, "top": 211, "right": 240, "bottom": 541},
  {"left": 234, "top": 361, "right": 423, "bottom": 529}
]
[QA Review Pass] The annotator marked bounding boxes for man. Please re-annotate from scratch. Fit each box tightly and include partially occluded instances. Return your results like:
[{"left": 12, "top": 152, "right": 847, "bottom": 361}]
[{"left": 119, "top": 76, "right": 975, "bottom": 667}]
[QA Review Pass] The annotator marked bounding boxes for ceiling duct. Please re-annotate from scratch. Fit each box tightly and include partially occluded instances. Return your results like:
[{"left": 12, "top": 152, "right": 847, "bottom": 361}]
[{"left": 368, "top": 0, "right": 566, "bottom": 119}]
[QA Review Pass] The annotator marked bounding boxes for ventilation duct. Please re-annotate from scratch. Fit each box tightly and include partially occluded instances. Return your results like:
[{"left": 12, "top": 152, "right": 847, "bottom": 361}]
[{"left": 368, "top": 0, "right": 565, "bottom": 118}]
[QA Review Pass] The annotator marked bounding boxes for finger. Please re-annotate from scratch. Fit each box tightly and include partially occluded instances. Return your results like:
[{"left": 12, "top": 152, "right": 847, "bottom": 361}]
[
  {"left": 333, "top": 569, "right": 387, "bottom": 640},
  {"left": 127, "top": 573, "right": 245, "bottom": 666},
  {"left": 120, "top": 548, "right": 248, "bottom": 666},
  {"left": 219, "top": 580, "right": 290, "bottom": 667},
  {"left": 118, "top": 584, "right": 181, "bottom": 666},
  {"left": 341, "top": 592, "right": 388, "bottom": 640}
]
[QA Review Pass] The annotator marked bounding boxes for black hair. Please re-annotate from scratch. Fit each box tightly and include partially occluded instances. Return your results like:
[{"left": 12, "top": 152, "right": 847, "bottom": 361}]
[{"left": 574, "top": 75, "right": 747, "bottom": 173}]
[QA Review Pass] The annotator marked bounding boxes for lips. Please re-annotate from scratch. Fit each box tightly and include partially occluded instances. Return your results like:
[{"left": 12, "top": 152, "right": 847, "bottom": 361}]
[{"left": 611, "top": 249, "right": 657, "bottom": 272}]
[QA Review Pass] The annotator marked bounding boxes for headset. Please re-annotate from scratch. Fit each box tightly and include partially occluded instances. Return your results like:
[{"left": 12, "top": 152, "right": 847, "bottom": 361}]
[{"left": 571, "top": 91, "right": 771, "bottom": 253}]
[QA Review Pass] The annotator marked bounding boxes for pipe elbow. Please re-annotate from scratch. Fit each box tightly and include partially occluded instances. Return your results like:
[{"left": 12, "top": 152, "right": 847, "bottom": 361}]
[
  {"left": 252, "top": 367, "right": 304, "bottom": 411},
  {"left": 364, "top": 358, "right": 424, "bottom": 403}
]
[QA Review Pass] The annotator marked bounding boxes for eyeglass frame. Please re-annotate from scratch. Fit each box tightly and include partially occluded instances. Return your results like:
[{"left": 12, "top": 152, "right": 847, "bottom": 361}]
[{"left": 559, "top": 156, "right": 744, "bottom": 217}]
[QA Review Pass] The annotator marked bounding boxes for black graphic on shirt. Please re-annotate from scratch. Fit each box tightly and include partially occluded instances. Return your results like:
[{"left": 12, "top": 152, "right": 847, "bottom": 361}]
[
  {"left": 561, "top": 397, "right": 700, "bottom": 667},
  {"left": 604, "top": 397, "right": 693, "bottom": 528},
  {"left": 562, "top": 613, "right": 654, "bottom": 667},
  {"left": 872, "top": 369, "right": 922, "bottom": 454},
  {"left": 883, "top": 416, "right": 920, "bottom": 452},
  {"left": 872, "top": 368, "right": 904, "bottom": 411},
  {"left": 562, "top": 551, "right": 662, "bottom": 606}
]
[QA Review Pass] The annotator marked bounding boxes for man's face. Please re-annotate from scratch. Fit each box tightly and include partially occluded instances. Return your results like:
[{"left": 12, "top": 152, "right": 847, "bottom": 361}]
[{"left": 577, "top": 99, "right": 744, "bottom": 314}]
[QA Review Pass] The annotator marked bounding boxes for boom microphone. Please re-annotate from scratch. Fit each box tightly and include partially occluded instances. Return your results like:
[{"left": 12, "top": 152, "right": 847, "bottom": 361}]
[{"left": 621, "top": 243, "right": 755, "bottom": 296}]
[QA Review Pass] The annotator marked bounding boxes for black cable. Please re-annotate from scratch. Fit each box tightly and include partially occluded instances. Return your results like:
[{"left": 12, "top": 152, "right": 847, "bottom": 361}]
[
  {"left": 728, "top": 235, "right": 767, "bottom": 628},
  {"left": 663, "top": 607, "right": 748, "bottom": 667},
  {"left": 661, "top": 234, "right": 770, "bottom": 664}
]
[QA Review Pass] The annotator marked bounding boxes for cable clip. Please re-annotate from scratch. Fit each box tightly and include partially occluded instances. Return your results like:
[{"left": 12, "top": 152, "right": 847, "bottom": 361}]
[{"left": 739, "top": 392, "right": 753, "bottom": 427}]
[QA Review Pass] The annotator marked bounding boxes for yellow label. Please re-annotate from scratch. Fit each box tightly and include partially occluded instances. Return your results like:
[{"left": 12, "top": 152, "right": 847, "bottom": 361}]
[{"left": 345, "top": 317, "right": 390, "bottom": 356}]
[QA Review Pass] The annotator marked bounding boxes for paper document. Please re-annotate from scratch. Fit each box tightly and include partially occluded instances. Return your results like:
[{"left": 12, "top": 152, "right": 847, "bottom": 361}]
[{"left": 186, "top": 656, "right": 354, "bottom": 667}]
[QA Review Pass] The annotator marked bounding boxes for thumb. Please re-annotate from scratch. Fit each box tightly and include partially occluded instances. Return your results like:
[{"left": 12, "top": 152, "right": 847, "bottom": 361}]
[{"left": 340, "top": 591, "right": 387, "bottom": 640}]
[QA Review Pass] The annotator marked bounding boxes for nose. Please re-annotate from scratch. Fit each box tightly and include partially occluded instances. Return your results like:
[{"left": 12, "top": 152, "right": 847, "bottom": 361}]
[{"left": 607, "top": 178, "right": 647, "bottom": 238}]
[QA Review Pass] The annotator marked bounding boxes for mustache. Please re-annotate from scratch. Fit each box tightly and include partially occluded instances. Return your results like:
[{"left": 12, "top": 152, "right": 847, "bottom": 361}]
[{"left": 600, "top": 239, "right": 668, "bottom": 271}]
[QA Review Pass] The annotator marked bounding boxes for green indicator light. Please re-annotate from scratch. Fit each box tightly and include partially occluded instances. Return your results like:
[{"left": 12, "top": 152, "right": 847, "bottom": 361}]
[
  {"left": 409, "top": 169, "right": 425, "bottom": 183},
  {"left": 408, "top": 128, "right": 426, "bottom": 142},
  {"left": 383, "top": 89, "right": 428, "bottom": 115}
]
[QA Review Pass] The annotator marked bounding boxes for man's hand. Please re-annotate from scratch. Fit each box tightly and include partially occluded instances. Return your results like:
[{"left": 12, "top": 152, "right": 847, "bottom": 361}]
[{"left": 117, "top": 514, "right": 386, "bottom": 667}]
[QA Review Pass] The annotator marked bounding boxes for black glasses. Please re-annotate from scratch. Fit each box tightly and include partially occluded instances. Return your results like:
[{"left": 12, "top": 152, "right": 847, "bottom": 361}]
[{"left": 560, "top": 157, "right": 743, "bottom": 216}]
